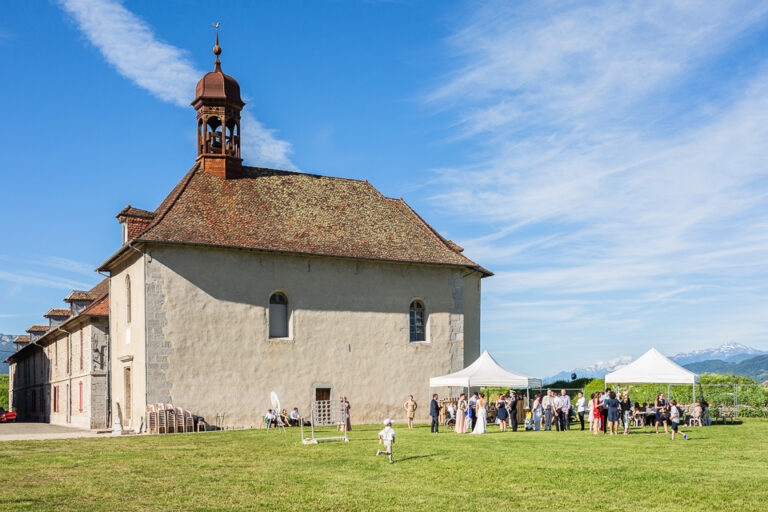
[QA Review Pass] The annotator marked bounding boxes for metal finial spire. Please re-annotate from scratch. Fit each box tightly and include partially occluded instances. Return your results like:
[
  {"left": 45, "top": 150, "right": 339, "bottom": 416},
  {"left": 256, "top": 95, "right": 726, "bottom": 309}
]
[{"left": 212, "top": 22, "right": 222, "bottom": 70}]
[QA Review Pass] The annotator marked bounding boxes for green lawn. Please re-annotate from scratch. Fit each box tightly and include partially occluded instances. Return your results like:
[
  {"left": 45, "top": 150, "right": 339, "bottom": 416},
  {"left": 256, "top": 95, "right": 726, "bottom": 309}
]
[{"left": 1, "top": 421, "right": 767, "bottom": 511}]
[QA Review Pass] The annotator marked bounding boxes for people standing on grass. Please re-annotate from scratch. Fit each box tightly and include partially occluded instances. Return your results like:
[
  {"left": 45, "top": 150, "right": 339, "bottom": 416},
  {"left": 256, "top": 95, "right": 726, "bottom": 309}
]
[
  {"left": 496, "top": 394, "right": 508, "bottom": 432},
  {"left": 471, "top": 393, "right": 487, "bottom": 434},
  {"left": 468, "top": 392, "right": 478, "bottom": 430},
  {"left": 340, "top": 397, "right": 351, "bottom": 431},
  {"left": 655, "top": 393, "right": 669, "bottom": 434},
  {"left": 600, "top": 389, "right": 610, "bottom": 433},
  {"left": 576, "top": 391, "right": 587, "bottom": 431},
  {"left": 403, "top": 395, "right": 418, "bottom": 429},
  {"left": 532, "top": 393, "right": 543, "bottom": 431},
  {"left": 508, "top": 391, "right": 519, "bottom": 432},
  {"left": 559, "top": 390, "right": 571, "bottom": 431},
  {"left": 591, "top": 393, "right": 602, "bottom": 435},
  {"left": 669, "top": 400, "right": 687, "bottom": 441},
  {"left": 620, "top": 392, "right": 632, "bottom": 435},
  {"left": 542, "top": 389, "right": 554, "bottom": 431},
  {"left": 430, "top": 393, "right": 441, "bottom": 433},
  {"left": 456, "top": 394, "right": 468, "bottom": 434},
  {"left": 604, "top": 391, "right": 620, "bottom": 435}
]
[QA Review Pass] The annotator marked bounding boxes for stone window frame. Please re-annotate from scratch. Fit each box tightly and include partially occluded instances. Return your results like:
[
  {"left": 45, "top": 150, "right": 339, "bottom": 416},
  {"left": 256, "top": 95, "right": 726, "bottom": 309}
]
[
  {"left": 408, "top": 297, "right": 431, "bottom": 345},
  {"left": 267, "top": 290, "right": 293, "bottom": 343}
]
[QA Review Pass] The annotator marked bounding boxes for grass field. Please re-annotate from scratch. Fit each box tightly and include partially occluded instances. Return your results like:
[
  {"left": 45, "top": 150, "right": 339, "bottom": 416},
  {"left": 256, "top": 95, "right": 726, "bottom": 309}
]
[{"left": 1, "top": 420, "right": 767, "bottom": 511}]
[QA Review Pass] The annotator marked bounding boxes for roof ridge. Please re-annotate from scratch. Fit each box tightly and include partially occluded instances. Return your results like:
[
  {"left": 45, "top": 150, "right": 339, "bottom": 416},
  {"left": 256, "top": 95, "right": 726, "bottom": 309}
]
[
  {"left": 243, "top": 165, "right": 369, "bottom": 184},
  {"left": 139, "top": 163, "right": 201, "bottom": 239}
]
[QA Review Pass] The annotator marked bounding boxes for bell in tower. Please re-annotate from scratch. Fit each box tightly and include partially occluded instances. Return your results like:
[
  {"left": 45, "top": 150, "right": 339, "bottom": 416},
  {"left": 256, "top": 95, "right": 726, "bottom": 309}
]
[{"left": 191, "top": 24, "right": 246, "bottom": 179}]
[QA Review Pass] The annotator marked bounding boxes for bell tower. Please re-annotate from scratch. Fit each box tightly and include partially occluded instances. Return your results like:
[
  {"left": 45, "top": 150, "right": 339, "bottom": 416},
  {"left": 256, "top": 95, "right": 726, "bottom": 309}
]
[{"left": 192, "top": 25, "right": 245, "bottom": 179}]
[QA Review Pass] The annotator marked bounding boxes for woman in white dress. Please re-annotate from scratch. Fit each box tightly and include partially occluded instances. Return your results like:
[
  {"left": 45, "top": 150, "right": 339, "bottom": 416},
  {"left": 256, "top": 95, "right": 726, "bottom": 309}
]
[{"left": 471, "top": 393, "right": 488, "bottom": 434}]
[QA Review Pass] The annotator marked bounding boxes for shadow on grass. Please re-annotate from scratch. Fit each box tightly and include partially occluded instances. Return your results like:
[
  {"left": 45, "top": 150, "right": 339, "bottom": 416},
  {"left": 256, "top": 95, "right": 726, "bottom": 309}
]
[{"left": 394, "top": 454, "right": 437, "bottom": 463}]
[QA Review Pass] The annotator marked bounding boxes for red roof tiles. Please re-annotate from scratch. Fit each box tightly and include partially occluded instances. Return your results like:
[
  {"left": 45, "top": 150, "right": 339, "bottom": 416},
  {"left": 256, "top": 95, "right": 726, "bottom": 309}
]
[
  {"left": 26, "top": 325, "right": 48, "bottom": 334},
  {"left": 106, "top": 165, "right": 490, "bottom": 275},
  {"left": 13, "top": 335, "right": 30, "bottom": 344},
  {"left": 81, "top": 294, "right": 109, "bottom": 316}
]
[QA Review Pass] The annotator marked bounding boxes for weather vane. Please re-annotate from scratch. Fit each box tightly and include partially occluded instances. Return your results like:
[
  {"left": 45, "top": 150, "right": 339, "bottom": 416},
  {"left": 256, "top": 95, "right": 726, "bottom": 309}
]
[{"left": 212, "top": 22, "right": 222, "bottom": 62}]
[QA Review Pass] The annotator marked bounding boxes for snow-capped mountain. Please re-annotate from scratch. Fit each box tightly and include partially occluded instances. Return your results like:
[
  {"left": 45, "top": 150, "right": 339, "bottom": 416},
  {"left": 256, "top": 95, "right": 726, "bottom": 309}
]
[
  {"left": 545, "top": 355, "right": 632, "bottom": 384},
  {"left": 670, "top": 343, "right": 766, "bottom": 366}
]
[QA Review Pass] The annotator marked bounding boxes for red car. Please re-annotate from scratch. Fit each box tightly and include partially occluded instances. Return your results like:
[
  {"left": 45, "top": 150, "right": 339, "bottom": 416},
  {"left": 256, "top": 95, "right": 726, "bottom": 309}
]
[{"left": 0, "top": 407, "right": 17, "bottom": 422}]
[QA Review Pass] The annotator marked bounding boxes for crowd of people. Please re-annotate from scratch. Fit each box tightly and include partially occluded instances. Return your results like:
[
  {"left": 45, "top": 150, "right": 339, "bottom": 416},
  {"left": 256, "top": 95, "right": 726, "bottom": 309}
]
[
  {"left": 419, "top": 388, "right": 699, "bottom": 440},
  {"left": 586, "top": 389, "right": 691, "bottom": 439},
  {"left": 264, "top": 389, "right": 702, "bottom": 443}
]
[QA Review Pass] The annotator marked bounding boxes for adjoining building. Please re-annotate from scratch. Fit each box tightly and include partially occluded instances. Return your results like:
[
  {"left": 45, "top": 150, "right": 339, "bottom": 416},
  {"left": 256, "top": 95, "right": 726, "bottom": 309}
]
[
  {"left": 96, "top": 36, "right": 491, "bottom": 431},
  {"left": 6, "top": 281, "right": 110, "bottom": 429}
]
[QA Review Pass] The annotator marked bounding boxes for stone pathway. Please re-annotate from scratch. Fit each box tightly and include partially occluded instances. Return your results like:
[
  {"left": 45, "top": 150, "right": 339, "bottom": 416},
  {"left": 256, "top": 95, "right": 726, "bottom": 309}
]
[{"left": 0, "top": 422, "right": 105, "bottom": 441}]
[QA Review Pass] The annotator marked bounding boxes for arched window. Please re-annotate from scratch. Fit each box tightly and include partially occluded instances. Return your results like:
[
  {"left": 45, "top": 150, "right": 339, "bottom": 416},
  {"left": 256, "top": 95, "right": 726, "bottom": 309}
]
[
  {"left": 269, "top": 292, "right": 288, "bottom": 338},
  {"left": 409, "top": 300, "right": 426, "bottom": 342},
  {"left": 125, "top": 275, "right": 131, "bottom": 323}
]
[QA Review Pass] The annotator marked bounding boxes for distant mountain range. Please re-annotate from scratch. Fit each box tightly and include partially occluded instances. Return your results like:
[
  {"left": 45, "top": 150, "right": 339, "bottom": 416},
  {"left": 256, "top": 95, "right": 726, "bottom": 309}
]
[
  {"left": 683, "top": 354, "right": 768, "bottom": 383},
  {"left": 545, "top": 343, "right": 768, "bottom": 384},
  {"left": 545, "top": 355, "right": 633, "bottom": 384},
  {"left": 670, "top": 343, "right": 766, "bottom": 365},
  {"left": 0, "top": 334, "right": 20, "bottom": 374}
]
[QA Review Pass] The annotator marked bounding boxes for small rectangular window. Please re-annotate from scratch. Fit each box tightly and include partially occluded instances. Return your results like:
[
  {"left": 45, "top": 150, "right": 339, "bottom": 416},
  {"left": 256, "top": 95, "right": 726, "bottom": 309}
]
[{"left": 80, "top": 331, "right": 84, "bottom": 371}]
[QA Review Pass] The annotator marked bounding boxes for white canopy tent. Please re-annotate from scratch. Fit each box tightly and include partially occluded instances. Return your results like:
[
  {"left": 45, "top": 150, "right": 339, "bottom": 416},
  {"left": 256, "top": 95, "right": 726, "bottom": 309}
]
[
  {"left": 604, "top": 348, "right": 700, "bottom": 401},
  {"left": 430, "top": 350, "right": 542, "bottom": 389}
]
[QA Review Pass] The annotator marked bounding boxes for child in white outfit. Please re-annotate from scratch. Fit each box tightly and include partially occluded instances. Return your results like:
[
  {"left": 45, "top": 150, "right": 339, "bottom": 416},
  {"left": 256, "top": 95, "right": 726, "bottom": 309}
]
[{"left": 377, "top": 419, "right": 396, "bottom": 464}]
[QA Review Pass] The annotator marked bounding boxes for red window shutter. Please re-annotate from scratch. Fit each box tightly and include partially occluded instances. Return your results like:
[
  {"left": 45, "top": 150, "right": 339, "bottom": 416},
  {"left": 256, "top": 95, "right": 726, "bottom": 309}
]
[
  {"left": 80, "top": 332, "right": 84, "bottom": 371},
  {"left": 79, "top": 381, "right": 83, "bottom": 412}
]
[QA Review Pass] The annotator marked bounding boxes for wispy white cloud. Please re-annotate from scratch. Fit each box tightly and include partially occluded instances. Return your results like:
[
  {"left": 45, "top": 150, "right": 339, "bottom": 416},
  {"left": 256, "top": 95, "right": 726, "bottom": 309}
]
[
  {"left": 429, "top": 0, "right": 768, "bottom": 374},
  {"left": 0, "top": 270, "right": 91, "bottom": 291},
  {"left": 58, "top": 0, "right": 295, "bottom": 169}
]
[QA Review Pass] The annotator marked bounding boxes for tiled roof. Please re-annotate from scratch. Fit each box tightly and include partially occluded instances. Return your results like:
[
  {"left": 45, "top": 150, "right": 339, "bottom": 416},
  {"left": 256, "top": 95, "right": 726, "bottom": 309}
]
[
  {"left": 64, "top": 291, "right": 102, "bottom": 302},
  {"left": 44, "top": 308, "right": 71, "bottom": 318},
  {"left": 81, "top": 294, "right": 109, "bottom": 316},
  {"left": 90, "top": 278, "right": 109, "bottom": 294},
  {"left": 109, "top": 165, "right": 490, "bottom": 275},
  {"left": 117, "top": 206, "right": 155, "bottom": 219},
  {"left": 26, "top": 325, "right": 48, "bottom": 333},
  {"left": 13, "top": 335, "right": 30, "bottom": 344}
]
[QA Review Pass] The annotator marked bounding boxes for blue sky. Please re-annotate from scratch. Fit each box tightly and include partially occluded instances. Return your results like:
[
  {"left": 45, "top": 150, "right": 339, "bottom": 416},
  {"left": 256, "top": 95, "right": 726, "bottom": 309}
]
[{"left": 2, "top": 0, "right": 768, "bottom": 376}]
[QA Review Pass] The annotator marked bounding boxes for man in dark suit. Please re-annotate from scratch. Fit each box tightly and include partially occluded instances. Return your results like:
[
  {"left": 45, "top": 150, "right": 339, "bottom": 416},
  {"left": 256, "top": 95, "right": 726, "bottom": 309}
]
[
  {"left": 508, "top": 391, "right": 518, "bottom": 432},
  {"left": 430, "top": 394, "right": 441, "bottom": 433}
]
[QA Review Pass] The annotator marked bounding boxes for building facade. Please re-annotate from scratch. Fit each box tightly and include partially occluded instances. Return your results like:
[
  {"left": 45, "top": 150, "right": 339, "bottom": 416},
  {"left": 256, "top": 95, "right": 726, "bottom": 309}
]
[
  {"left": 97, "top": 39, "right": 491, "bottom": 431},
  {"left": 6, "top": 283, "right": 109, "bottom": 429}
]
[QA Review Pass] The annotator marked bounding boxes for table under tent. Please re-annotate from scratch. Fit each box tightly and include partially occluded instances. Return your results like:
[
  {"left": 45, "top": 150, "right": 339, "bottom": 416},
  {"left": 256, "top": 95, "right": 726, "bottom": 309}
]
[
  {"left": 429, "top": 350, "right": 542, "bottom": 426},
  {"left": 604, "top": 347, "right": 701, "bottom": 403}
]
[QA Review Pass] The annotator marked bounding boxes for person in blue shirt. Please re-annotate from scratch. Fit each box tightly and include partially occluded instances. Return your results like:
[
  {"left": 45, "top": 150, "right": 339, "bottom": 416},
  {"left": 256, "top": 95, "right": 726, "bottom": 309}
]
[{"left": 604, "top": 391, "right": 620, "bottom": 435}]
